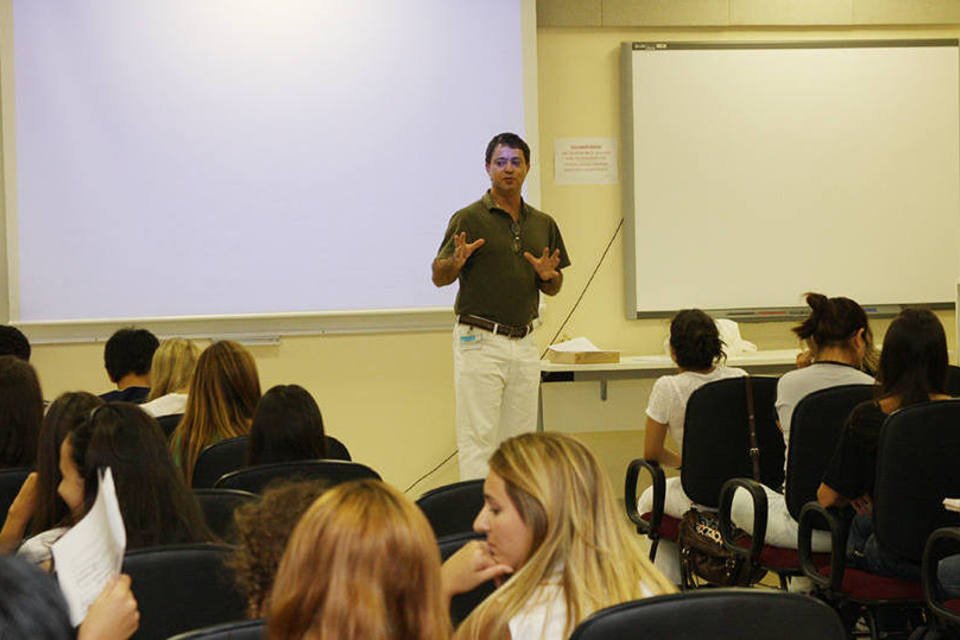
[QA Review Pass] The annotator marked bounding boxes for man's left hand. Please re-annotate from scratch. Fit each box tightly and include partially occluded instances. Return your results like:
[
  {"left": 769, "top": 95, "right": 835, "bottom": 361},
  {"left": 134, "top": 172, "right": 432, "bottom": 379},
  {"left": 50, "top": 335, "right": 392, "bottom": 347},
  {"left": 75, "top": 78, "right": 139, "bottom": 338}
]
[{"left": 523, "top": 248, "right": 561, "bottom": 282}]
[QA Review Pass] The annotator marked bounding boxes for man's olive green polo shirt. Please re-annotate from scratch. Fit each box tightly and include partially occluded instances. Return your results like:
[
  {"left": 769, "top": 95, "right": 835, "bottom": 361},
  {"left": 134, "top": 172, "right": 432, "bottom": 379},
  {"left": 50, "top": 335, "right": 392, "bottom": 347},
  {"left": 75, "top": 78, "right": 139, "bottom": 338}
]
[{"left": 437, "top": 191, "right": 570, "bottom": 328}]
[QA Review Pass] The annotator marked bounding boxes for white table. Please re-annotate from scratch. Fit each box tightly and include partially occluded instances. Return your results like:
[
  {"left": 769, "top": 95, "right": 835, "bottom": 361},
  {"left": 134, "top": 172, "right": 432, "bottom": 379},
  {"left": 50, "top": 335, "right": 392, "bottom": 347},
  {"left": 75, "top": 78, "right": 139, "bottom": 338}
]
[{"left": 537, "top": 349, "right": 800, "bottom": 430}]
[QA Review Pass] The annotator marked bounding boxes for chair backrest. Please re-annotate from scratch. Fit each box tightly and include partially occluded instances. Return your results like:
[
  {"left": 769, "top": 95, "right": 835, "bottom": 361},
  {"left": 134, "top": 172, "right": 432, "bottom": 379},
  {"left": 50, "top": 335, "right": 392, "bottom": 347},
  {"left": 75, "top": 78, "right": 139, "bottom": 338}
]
[
  {"left": 922, "top": 526, "right": 960, "bottom": 630},
  {"left": 874, "top": 400, "right": 960, "bottom": 562},
  {"left": 416, "top": 479, "right": 484, "bottom": 538},
  {"left": 121, "top": 543, "right": 247, "bottom": 640},
  {"left": 325, "top": 435, "right": 351, "bottom": 461},
  {"left": 214, "top": 460, "right": 380, "bottom": 494},
  {"left": 785, "top": 384, "right": 875, "bottom": 519},
  {"left": 192, "top": 437, "right": 250, "bottom": 489},
  {"left": 946, "top": 365, "right": 960, "bottom": 397},
  {"left": 193, "top": 488, "right": 258, "bottom": 544},
  {"left": 156, "top": 413, "right": 183, "bottom": 439},
  {"left": 168, "top": 619, "right": 266, "bottom": 640},
  {"left": 436, "top": 531, "right": 496, "bottom": 627},
  {"left": 681, "top": 377, "right": 784, "bottom": 507},
  {"left": 569, "top": 589, "right": 846, "bottom": 639},
  {"left": 0, "top": 467, "right": 30, "bottom": 529}
]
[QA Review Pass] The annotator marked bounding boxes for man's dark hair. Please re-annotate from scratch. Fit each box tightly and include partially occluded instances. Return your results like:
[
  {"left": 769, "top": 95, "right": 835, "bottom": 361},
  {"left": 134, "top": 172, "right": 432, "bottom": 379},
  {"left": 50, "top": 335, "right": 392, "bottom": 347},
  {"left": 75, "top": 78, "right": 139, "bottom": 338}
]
[
  {"left": 485, "top": 132, "right": 530, "bottom": 165},
  {"left": 104, "top": 327, "right": 159, "bottom": 383},
  {"left": 0, "top": 325, "right": 31, "bottom": 361}
]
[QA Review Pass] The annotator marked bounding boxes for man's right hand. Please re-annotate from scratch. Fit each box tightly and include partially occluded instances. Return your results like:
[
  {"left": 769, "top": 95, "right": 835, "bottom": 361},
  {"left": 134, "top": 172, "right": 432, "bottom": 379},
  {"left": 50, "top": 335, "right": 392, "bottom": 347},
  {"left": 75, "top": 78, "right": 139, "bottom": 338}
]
[{"left": 452, "top": 232, "right": 485, "bottom": 268}]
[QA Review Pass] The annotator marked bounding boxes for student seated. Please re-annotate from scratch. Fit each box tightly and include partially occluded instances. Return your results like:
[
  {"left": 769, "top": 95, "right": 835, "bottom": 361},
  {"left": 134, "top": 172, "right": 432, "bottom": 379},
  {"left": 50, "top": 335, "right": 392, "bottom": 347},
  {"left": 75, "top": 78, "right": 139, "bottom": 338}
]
[
  {"left": 0, "top": 355, "right": 44, "bottom": 469},
  {"left": 140, "top": 338, "right": 200, "bottom": 419},
  {"left": 635, "top": 309, "right": 746, "bottom": 582},
  {"left": 0, "top": 324, "right": 31, "bottom": 361},
  {"left": 268, "top": 479, "right": 450, "bottom": 640},
  {"left": 16, "top": 403, "right": 212, "bottom": 566},
  {"left": 170, "top": 340, "right": 261, "bottom": 485},
  {"left": 818, "top": 308, "right": 951, "bottom": 579},
  {"left": 100, "top": 327, "right": 159, "bottom": 403},
  {"left": 248, "top": 384, "right": 327, "bottom": 466},
  {"left": 0, "top": 392, "right": 103, "bottom": 554},
  {"left": 730, "top": 293, "right": 875, "bottom": 552},
  {"left": 229, "top": 480, "right": 330, "bottom": 618},
  {"left": 444, "top": 432, "right": 675, "bottom": 640}
]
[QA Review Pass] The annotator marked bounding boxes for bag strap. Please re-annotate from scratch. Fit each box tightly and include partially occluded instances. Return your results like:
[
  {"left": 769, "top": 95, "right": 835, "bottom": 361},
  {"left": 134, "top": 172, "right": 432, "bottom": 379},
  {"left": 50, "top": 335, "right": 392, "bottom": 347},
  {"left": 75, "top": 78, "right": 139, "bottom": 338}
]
[{"left": 745, "top": 375, "right": 760, "bottom": 481}]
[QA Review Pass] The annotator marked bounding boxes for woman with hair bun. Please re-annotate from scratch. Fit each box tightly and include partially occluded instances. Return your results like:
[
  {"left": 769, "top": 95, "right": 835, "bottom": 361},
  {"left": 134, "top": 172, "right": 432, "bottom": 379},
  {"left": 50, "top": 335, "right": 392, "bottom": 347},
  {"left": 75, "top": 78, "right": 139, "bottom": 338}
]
[{"left": 730, "top": 293, "right": 875, "bottom": 558}]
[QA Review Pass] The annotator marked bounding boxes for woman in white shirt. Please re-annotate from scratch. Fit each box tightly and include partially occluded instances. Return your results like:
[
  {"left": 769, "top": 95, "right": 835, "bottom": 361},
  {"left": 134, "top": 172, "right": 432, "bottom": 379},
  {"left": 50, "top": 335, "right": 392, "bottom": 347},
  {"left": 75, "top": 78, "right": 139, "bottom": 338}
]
[
  {"left": 139, "top": 338, "right": 199, "bottom": 419},
  {"left": 443, "top": 432, "right": 674, "bottom": 640}
]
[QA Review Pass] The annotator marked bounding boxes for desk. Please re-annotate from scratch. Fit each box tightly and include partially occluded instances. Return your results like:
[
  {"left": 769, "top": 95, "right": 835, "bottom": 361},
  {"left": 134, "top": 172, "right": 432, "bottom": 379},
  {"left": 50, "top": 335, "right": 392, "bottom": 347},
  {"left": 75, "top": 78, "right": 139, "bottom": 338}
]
[{"left": 537, "top": 349, "right": 800, "bottom": 431}]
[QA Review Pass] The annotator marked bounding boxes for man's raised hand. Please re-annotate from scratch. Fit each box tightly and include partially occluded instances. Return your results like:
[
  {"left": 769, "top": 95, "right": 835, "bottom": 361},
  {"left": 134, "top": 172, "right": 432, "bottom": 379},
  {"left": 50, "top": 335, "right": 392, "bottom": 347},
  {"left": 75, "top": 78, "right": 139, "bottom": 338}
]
[
  {"left": 523, "top": 247, "right": 561, "bottom": 281},
  {"left": 453, "top": 232, "right": 485, "bottom": 268}
]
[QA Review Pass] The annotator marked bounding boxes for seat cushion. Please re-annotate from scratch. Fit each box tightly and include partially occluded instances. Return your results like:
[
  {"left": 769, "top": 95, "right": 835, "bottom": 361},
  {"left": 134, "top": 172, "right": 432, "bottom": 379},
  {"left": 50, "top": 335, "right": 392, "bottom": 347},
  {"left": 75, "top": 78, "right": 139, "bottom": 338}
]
[
  {"left": 817, "top": 566, "right": 924, "bottom": 601},
  {"left": 641, "top": 512, "right": 680, "bottom": 541}
]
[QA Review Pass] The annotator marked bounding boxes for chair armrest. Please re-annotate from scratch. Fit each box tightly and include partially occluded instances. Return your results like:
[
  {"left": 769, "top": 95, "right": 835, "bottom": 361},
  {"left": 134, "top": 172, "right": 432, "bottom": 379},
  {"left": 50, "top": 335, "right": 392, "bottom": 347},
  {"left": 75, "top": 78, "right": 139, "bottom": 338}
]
[
  {"left": 719, "top": 477, "right": 767, "bottom": 563},
  {"left": 625, "top": 458, "right": 664, "bottom": 536},
  {"left": 798, "top": 501, "right": 849, "bottom": 592},
  {"left": 923, "top": 526, "right": 960, "bottom": 627}
]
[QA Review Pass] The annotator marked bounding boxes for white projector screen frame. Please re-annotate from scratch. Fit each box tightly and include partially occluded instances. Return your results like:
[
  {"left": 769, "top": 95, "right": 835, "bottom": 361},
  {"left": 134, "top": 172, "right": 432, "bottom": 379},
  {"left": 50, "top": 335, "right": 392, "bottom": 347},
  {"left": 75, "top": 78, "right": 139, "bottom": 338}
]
[
  {"left": 0, "top": 0, "right": 540, "bottom": 341},
  {"left": 621, "top": 40, "right": 960, "bottom": 320}
]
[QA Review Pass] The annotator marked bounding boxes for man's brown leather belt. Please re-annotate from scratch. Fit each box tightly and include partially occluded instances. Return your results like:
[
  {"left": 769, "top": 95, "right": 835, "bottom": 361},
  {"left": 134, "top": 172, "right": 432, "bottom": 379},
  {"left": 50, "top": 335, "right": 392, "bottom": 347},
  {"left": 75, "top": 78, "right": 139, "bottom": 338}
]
[{"left": 458, "top": 315, "right": 533, "bottom": 339}]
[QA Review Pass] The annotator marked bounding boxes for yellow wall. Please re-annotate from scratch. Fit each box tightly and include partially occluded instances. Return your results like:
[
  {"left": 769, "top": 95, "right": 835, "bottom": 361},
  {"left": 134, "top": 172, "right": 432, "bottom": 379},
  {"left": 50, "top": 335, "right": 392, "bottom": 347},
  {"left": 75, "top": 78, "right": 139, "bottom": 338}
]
[{"left": 27, "top": 19, "right": 960, "bottom": 493}]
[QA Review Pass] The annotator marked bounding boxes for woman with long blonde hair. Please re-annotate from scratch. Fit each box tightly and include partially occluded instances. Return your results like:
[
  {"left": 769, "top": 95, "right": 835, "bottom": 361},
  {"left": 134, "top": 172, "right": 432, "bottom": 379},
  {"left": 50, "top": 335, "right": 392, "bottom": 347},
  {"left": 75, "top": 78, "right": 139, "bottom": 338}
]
[
  {"left": 444, "top": 432, "right": 674, "bottom": 640},
  {"left": 267, "top": 479, "right": 451, "bottom": 640},
  {"left": 170, "top": 340, "right": 261, "bottom": 485},
  {"left": 141, "top": 338, "right": 200, "bottom": 418}
]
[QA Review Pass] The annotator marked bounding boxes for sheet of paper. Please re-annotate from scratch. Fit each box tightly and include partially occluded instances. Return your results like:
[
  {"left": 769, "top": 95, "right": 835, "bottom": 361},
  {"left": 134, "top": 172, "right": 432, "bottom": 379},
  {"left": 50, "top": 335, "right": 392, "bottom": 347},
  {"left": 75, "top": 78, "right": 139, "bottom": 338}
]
[
  {"left": 52, "top": 467, "right": 127, "bottom": 626},
  {"left": 548, "top": 337, "right": 602, "bottom": 353},
  {"left": 944, "top": 498, "right": 960, "bottom": 512}
]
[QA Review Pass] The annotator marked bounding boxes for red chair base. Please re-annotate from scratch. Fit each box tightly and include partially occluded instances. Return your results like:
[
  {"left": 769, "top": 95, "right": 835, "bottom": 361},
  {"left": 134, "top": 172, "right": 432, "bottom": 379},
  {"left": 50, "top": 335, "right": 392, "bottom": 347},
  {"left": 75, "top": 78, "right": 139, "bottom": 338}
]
[
  {"left": 817, "top": 566, "right": 924, "bottom": 601},
  {"left": 641, "top": 512, "right": 681, "bottom": 541}
]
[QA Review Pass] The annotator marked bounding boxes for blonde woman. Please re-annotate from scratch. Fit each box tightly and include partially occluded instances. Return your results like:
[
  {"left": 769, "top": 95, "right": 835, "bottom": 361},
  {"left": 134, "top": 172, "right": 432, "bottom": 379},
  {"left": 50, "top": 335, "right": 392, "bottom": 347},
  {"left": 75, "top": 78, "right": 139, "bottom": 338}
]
[
  {"left": 170, "top": 340, "right": 261, "bottom": 485},
  {"left": 443, "top": 432, "right": 675, "bottom": 640},
  {"left": 267, "top": 480, "right": 451, "bottom": 640},
  {"left": 140, "top": 338, "right": 200, "bottom": 418}
]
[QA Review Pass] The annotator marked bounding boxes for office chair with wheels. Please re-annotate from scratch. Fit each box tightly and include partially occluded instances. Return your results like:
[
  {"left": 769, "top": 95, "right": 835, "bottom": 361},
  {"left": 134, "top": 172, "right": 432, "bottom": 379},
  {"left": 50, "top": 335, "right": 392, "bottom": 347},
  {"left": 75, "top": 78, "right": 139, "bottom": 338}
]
[
  {"left": 0, "top": 467, "right": 30, "bottom": 529},
  {"left": 417, "top": 479, "right": 484, "bottom": 539},
  {"left": 193, "top": 488, "right": 258, "bottom": 543},
  {"left": 192, "top": 437, "right": 249, "bottom": 489},
  {"left": 168, "top": 619, "right": 265, "bottom": 640},
  {"left": 214, "top": 460, "right": 380, "bottom": 494}
]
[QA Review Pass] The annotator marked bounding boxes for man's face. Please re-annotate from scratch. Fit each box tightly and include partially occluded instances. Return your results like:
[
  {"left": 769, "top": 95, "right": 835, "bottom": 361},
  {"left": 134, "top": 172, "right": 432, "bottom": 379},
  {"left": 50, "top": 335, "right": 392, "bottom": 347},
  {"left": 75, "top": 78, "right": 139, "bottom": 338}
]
[{"left": 486, "top": 144, "right": 528, "bottom": 196}]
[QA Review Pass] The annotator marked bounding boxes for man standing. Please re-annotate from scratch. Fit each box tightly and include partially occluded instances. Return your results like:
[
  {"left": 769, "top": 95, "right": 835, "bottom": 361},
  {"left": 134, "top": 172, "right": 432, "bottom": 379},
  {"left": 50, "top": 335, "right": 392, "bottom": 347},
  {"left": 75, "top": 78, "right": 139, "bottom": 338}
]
[{"left": 433, "top": 133, "right": 570, "bottom": 479}]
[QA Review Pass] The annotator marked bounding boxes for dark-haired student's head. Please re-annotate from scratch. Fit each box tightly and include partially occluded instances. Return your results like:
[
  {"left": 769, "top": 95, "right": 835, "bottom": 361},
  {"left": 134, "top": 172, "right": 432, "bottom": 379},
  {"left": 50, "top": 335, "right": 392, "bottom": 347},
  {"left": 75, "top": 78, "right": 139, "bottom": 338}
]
[
  {"left": 0, "top": 325, "right": 31, "bottom": 361},
  {"left": 877, "top": 308, "right": 948, "bottom": 407},
  {"left": 669, "top": 309, "right": 723, "bottom": 371},
  {"left": 248, "top": 385, "right": 326, "bottom": 466},
  {"left": 104, "top": 327, "right": 159, "bottom": 385},
  {"left": 32, "top": 392, "right": 103, "bottom": 534},
  {"left": 793, "top": 293, "right": 872, "bottom": 365},
  {"left": 0, "top": 556, "right": 72, "bottom": 639},
  {"left": 64, "top": 403, "right": 211, "bottom": 548},
  {"left": 0, "top": 355, "right": 43, "bottom": 467}
]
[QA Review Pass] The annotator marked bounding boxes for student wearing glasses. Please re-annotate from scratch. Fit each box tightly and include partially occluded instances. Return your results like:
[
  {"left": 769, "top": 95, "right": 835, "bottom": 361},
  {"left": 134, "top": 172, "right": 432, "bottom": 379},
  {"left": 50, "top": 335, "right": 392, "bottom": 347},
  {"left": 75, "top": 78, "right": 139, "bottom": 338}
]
[{"left": 432, "top": 132, "right": 570, "bottom": 480}]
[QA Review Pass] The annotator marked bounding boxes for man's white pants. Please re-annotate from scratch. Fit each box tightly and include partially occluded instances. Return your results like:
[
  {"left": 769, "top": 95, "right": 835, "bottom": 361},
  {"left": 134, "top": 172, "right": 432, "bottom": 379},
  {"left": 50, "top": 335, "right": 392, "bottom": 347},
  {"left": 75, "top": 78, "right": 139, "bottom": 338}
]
[{"left": 454, "top": 323, "right": 539, "bottom": 480}]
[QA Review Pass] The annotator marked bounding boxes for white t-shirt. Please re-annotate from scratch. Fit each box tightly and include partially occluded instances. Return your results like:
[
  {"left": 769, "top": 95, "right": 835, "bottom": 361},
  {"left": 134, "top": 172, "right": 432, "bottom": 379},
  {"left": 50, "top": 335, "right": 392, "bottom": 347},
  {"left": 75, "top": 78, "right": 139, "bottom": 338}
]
[
  {"left": 775, "top": 362, "right": 874, "bottom": 476},
  {"left": 140, "top": 392, "right": 188, "bottom": 418},
  {"left": 508, "top": 580, "right": 654, "bottom": 640},
  {"left": 645, "top": 366, "right": 748, "bottom": 448}
]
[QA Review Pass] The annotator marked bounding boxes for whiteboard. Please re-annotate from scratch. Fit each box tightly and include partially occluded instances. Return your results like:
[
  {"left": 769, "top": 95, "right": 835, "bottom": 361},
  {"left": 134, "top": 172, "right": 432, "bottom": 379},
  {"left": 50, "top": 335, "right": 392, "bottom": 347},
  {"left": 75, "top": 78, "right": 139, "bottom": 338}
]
[
  {"left": 621, "top": 41, "right": 960, "bottom": 318},
  {"left": 0, "top": 0, "right": 537, "bottom": 338}
]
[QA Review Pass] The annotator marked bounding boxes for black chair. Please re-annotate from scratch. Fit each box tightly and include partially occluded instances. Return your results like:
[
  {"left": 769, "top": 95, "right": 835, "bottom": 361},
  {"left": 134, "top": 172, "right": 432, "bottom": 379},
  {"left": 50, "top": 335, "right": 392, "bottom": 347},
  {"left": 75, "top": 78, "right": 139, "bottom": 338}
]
[
  {"left": 437, "top": 531, "right": 496, "bottom": 627},
  {"left": 569, "top": 589, "right": 846, "bottom": 640},
  {"left": 193, "top": 437, "right": 250, "bottom": 489},
  {"left": 626, "top": 377, "right": 784, "bottom": 575},
  {"left": 325, "top": 435, "right": 351, "bottom": 461},
  {"left": 214, "top": 460, "right": 380, "bottom": 494},
  {"left": 799, "top": 400, "right": 960, "bottom": 639},
  {"left": 417, "top": 479, "right": 484, "bottom": 538},
  {"left": 194, "top": 488, "right": 258, "bottom": 543},
  {"left": 122, "top": 543, "right": 247, "bottom": 640},
  {"left": 922, "top": 526, "right": 960, "bottom": 636},
  {"left": 0, "top": 467, "right": 30, "bottom": 528},
  {"left": 156, "top": 413, "right": 183, "bottom": 439},
  {"left": 718, "top": 384, "right": 874, "bottom": 588},
  {"left": 168, "top": 619, "right": 266, "bottom": 640}
]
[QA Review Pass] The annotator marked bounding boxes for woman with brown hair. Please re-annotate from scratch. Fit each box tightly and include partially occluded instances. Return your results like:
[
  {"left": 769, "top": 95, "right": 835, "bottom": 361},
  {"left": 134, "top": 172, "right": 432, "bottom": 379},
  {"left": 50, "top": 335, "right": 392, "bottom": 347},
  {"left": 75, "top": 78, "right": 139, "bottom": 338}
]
[
  {"left": 268, "top": 480, "right": 450, "bottom": 640},
  {"left": 0, "top": 355, "right": 44, "bottom": 468},
  {"left": 170, "top": 340, "right": 261, "bottom": 485}
]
